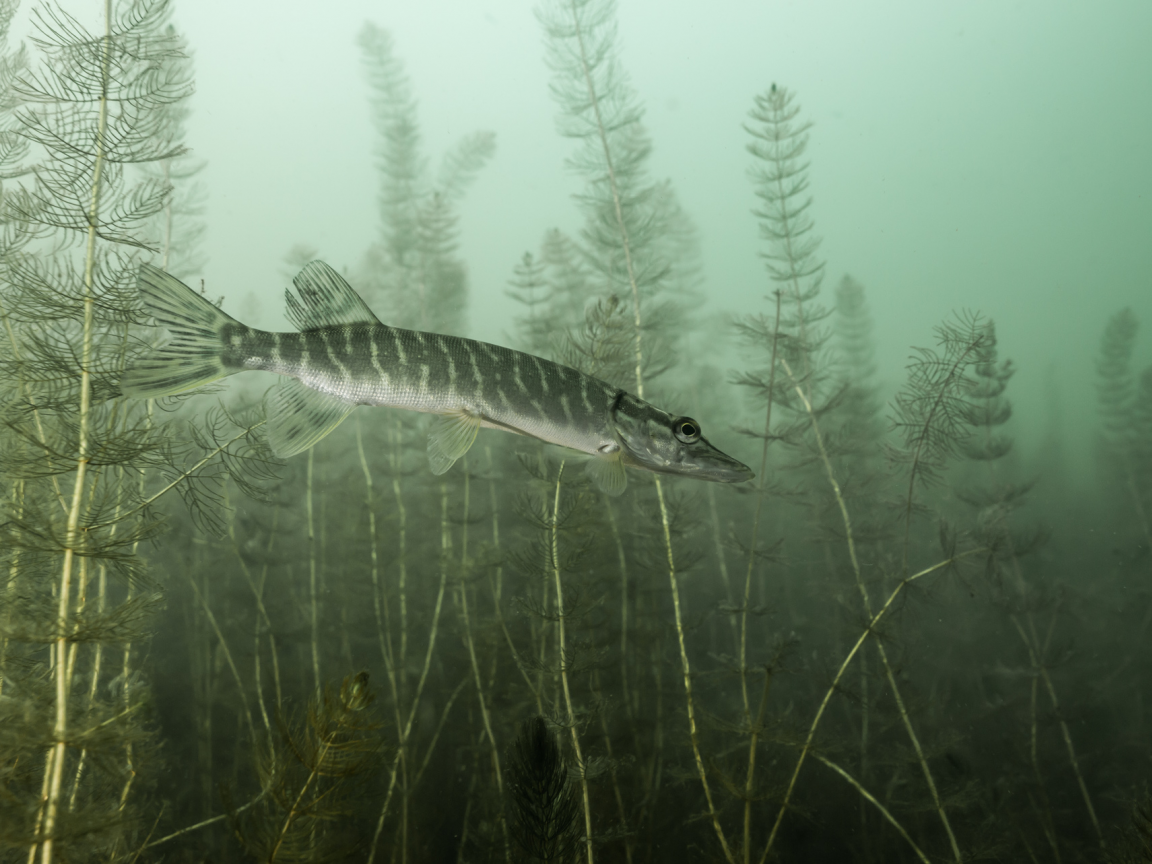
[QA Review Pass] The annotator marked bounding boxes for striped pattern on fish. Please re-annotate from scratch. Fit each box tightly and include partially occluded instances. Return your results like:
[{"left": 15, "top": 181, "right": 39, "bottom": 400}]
[
  {"left": 217, "top": 323, "right": 619, "bottom": 453},
  {"left": 121, "top": 261, "right": 753, "bottom": 495}
]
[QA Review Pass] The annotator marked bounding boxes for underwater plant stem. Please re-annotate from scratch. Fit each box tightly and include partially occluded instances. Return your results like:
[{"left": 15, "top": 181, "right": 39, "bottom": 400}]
[
  {"left": 161, "top": 160, "right": 173, "bottom": 271},
  {"left": 0, "top": 301, "right": 67, "bottom": 515},
  {"left": 564, "top": 0, "right": 645, "bottom": 398},
  {"left": 875, "top": 642, "right": 959, "bottom": 857},
  {"left": 460, "top": 575, "right": 510, "bottom": 860},
  {"left": 489, "top": 573, "right": 541, "bottom": 711},
  {"left": 741, "top": 290, "right": 782, "bottom": 723},
  {"left": 900, "top": 340, "right": 984, "bottom": 576},
  {"left": 537, "top": 485, "right": 553, "bottom": 709},
  {"left": 250, "top": 568, "right": 272, "bottom": 741},
  {"left": 67, "top": 559, "right": 109, "bottom": 812},
  {"left": 38, "top": 4, "right": 112, "bottom": 859},
  {"left": 307, "top": 448, "right": 320, "bottom": 698},
  {"left": 356, "top": 418, "right": 400, "bottom": 717},
  {"left": 390, "top": 419, "right": 409, "bottom": 694},
  {"left": 592, "top": 669, "right": 634, "bottom": 864},
  {"left": 410, "top": 674, "right": 469, "bottom": 790},
  {"left": 779, "top": 357, "right": 962, "bottom": 862},
  {"left": 0, "top": 479, "right": 24, "bottom": 701},
  {"left": 119, "top": 402, "right": 153, "bottom": 810},
  {"left": 811, "top": 752, "right": 931, "bottom": 864},
  {"left": 187, "top": 577, "right": 257, "bottom": 745},
  {"left": 126, "top": 790, "right": 267, "bottom": 855},
  {"left": 457, "top": 459, "right": 511, "bottom": 862},
  {"left": 1027, "top": 659, "right": 1062, "bottom": 864},
  {"left": 565, "top": 5, "right": 730, "bottom": 854},
  {"left": 370, "top": 672, "right": 461, "bottom": 861},
  {"left": 88, "top": 421, "right": 266, "bottom": 531},
  {"left": 266, "top": 711, "right": 340, "bottom": 861},
  {"left": 224, "top": 489, "right": 277, "bottom": 742},
  {"left": 655, "top": 475, "right": 735, "bottom": 863},
  {"left": 759, "top": 550, "right": 980, "bottom": 863},
  {"left": 1011, "top": 615, "right": 1104, "bottom": 848},
  {"left": 368, "top": 483, "right": 451, "bottom": 864},
  {"left": 605, "top": 500, "right": 633, "bottom": 726},
  {"left": 551, "top": 461, "right": 594, "bottom": 864},
  {"left": 485, "top": 445, "right": 504, "bottom": 610},
  {"left": 743, "top": 667, "right": 772, "bottom": 863},
  {"left": 706, "top": 483, "right": 734, "bottom": 625}
]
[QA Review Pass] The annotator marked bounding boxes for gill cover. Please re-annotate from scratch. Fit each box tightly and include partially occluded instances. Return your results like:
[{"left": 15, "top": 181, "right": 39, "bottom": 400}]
[{"left": 610, "top": 394, "right": 753, "bottom": 484}]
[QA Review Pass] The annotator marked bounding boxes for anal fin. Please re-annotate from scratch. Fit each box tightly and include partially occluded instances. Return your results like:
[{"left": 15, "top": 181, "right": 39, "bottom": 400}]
[
  {"left": 266, "top": 378, "right": 355, "bottom": 458},
  {"left": 427, "top": 409, "right": 483, "bottom": 475}
]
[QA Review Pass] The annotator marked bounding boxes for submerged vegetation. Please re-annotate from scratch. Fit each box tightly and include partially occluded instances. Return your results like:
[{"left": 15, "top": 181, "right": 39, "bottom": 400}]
[{"left": 0, "top": 0, "right": 1149, "bottom": 862}]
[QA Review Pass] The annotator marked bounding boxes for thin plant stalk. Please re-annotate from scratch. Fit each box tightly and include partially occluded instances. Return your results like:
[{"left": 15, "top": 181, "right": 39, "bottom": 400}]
[
  {"left": 307, "top": 447, "right": 320, "bottom": 697},
  {"left": 705, "top": 483, "right": 734, "bottom": 639},
  {"left": 87, "top": 421, "right": 267, "bottom": 532},
  {"left": 775, "top": 357, "right": 962, "bottom": 863},
  {"left": 67, "top": 560, "right": 105, "bottom": 812},
  {"left": 455, "top": 459, "right": 511, "bottom": 862},
  {"left": 37, "top": 3, "right": 112, "bottom": 859},
  {"left": 1010, "top": 615, "right": 1104, "bottom": 848},
  {"left": 119, "top": 400, "right": 155, "bottom": 810},
  {"left": 811, "top": 753, "right": 931, "bottom": 864},
  {"left": 367, "top": 483, "right": 451, "bottom": 864},
  {"left": 550, "top": 461, "right": 594, "bottom": 864},
  {"left": 0, "top": 479, "right": 25, "bottom": 701},
  {"left": 1024, "top": 618, "right": 1063, "bottom": 864},
  {"left": 562, "top": 1, "right": 644, "bottom": 389},
  {"left": 484, "top": 446, "right": 528, "bottom": 706},
  {"left": 187, "top": 577, "right": 257, "bottom": 745},
  {"left": 68, "top": 454, "right": 124, "bottom": 812},
  {"left": 390, "top": 418, "right": 409, "bottom": 693},
  {"left": 560, "top": 3, "right": 732, "bottom": 857},
  {"left": 740, "top": 290, "right": 782, "bottom": 721},
  {"left": 738, "top": 291, "right": 783, "bottom": 864},
  {"left": 592, "top": 669, "right": 634, "bottom": 864},
  {"left": 743, "top": 668, "right": 772, "bottom": 863},
  {"left": 224, "top": 487, "right": 279, "bottom": 744},
  {"left": 356, "top": 417, "right": 401, "bottom": 734},
  {"left": 604, "top": 500, "right": 634, "bottom": 725},
  {"left": 654, "top": 476, "right": 734, "bottom": 862},
  {"left": 0, "top": 303, "right": 67, "bottom": 515},
  {"left": 759, "top": 551, "right": 980, "bottom": 862}
]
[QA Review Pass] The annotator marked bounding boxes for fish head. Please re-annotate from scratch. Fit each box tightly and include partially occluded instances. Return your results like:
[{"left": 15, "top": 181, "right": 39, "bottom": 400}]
[{"left": 608, "top": 393, "right": 754, "bottom": 484}]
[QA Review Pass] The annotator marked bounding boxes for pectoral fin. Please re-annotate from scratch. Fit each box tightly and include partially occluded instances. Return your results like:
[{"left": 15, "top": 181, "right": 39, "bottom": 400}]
[
  {"left": 266, "top": 378, "right": 355, "bottom": 458},
  {"left": 427, "top": 409, "right": 483, "bottom": 475},
  {"left": 586, "top": 449, "right": 628, "bottom": 496}
]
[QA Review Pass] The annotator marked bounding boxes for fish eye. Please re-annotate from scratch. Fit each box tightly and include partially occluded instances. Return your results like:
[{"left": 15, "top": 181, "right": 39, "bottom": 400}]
[{"left": 673, "top": 417, "right": 701, "bottom": 444}]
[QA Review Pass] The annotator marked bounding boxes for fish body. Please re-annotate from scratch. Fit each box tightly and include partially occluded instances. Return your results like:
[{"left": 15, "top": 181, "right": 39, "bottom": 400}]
[
  {"left": 121, "top": 262, "right": 753, "bottom": 495},
  {"left": 220, "top": 321, "right": 620, "bottom": 453}
]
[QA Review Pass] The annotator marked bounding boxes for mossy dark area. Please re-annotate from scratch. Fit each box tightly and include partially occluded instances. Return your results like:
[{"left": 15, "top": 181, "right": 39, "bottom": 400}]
[{"left": 2, "top": 1, "right": 1151, "bottom": 863}]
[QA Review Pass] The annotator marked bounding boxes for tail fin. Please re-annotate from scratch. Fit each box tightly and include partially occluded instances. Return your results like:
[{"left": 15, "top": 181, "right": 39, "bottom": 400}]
[{"left": 121, "top": 265, "right": 241, "bottom": 398}]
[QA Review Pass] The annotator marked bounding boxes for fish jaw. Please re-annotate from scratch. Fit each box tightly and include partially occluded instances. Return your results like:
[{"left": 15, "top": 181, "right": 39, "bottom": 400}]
[
  {"left": 610, "top": 394, "right": 754, "bottom": 484},
  {"left": 623, "top": 434, "right": 755, "bottom": 484}
]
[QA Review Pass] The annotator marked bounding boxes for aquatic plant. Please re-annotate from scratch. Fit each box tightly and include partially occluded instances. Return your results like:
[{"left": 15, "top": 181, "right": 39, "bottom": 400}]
[
  {"left": 230, "top": 671, "right": 382, "bottom": 863},
  {"left": 508, "top": 715, "right": 582, "bottom": 862},
  {"left": 537, "top": 2, "right": 724, "bottom": 860},
  {"left": 356, "top": 22, "right": 494, "bottom": 336},
  {"left": 1097, "top": 308, "right": 1152, "bottom": 547},
  {"left": 0, "top": 1, "right": 274, "bottom": 861},
  {"left": 0, "top": 3, "right": 1140, "bottom": 863}
]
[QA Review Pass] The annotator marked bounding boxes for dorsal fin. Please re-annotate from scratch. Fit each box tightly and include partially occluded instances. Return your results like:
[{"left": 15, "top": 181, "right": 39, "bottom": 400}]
[{"left": 284, "top": 261, "right": 381, "bottom": 330}]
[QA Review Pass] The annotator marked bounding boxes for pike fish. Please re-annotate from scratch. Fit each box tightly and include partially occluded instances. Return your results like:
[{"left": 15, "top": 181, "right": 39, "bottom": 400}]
[{"left": 121, "top": 262, "right": 753, "bottom": 496}]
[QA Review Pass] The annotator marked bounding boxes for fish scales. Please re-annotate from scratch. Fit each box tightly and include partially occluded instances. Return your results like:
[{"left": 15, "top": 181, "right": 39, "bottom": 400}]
[{"left": 222, "top": 321, "right": 617, "bottom": 455}]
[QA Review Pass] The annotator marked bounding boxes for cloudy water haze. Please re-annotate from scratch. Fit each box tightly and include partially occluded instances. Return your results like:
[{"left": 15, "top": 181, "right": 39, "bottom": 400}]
[
  {"left": 188, "top": 0, "right": 1152, "bottom": 467},
  {"left": 1, "top": 0, "right": 1150, "bottom": 860}
]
